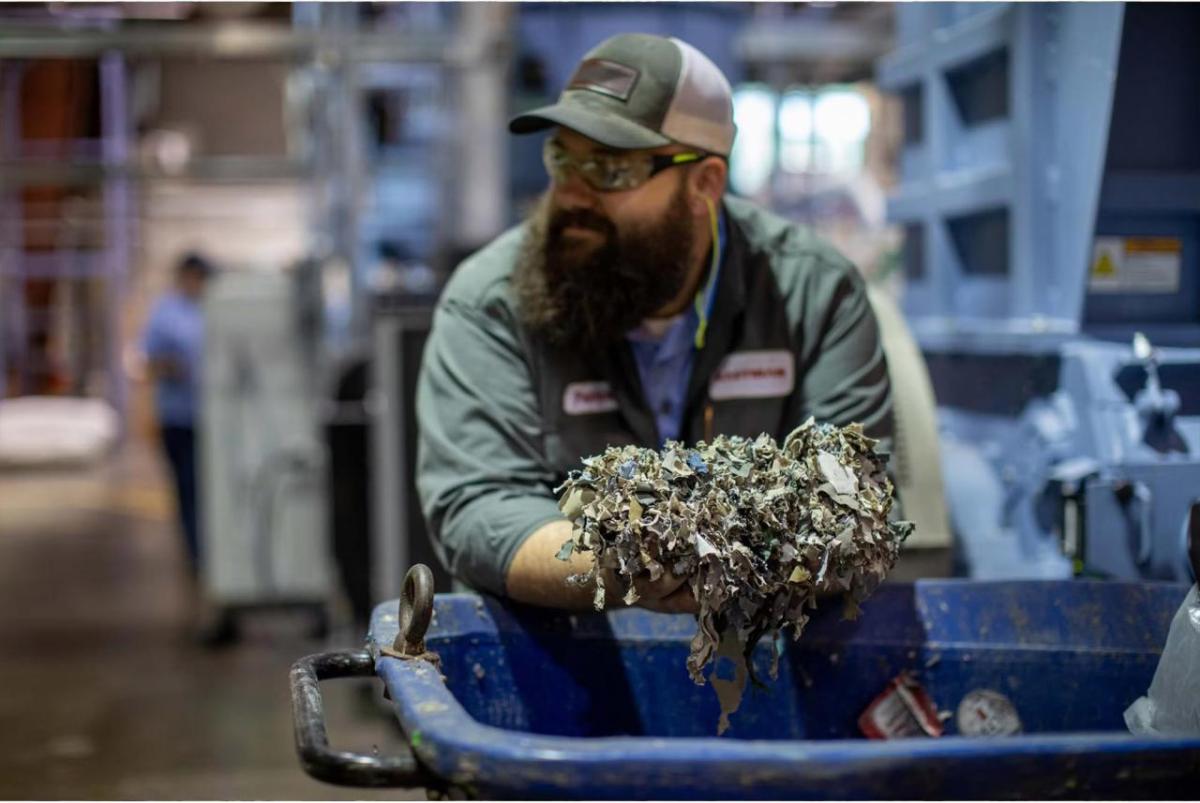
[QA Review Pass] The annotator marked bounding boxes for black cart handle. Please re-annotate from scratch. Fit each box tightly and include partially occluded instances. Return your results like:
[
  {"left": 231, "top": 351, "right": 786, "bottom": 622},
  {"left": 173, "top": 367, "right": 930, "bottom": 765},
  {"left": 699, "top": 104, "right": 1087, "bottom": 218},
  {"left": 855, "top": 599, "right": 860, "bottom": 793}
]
[{"left": 290, "top": 649, "right": 433, "bottom": 788}]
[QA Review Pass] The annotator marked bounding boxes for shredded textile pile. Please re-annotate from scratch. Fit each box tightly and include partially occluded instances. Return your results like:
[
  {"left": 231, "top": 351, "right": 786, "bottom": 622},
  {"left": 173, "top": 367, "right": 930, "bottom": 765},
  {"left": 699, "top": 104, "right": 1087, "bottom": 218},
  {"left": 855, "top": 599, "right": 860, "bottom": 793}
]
[{"left": 554, "top": 418, "right": 913, "bottom": 733}]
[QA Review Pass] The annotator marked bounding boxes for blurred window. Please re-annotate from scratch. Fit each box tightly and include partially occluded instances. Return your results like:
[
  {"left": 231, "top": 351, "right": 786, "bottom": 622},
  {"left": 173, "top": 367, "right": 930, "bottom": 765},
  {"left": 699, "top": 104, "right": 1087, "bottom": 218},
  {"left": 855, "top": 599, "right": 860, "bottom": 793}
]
[
  {"left": 778, "top": 90, "right": 813, "bottom": 175},
  {"left": 730, "top": 83, "right": 871, "bottom": 196},
  {"left": 729, "top": 83, "right": 777, "bottom": 197},
  {"left": 813, "top": 88, "right": 870, "bottom": 174}
]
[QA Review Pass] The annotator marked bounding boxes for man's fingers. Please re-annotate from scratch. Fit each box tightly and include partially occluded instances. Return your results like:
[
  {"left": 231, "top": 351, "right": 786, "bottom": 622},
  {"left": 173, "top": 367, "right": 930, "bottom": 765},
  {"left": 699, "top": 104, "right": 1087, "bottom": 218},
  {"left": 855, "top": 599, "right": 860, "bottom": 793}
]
[
  {"left": 638, "top": 584, "right": 699, "bottom": 614},
  {"left": 601, "top": 562, "right": 687, "bottom": 603},
  {"left": 634, "top": 571, "right": 686, "bottom": 600}
]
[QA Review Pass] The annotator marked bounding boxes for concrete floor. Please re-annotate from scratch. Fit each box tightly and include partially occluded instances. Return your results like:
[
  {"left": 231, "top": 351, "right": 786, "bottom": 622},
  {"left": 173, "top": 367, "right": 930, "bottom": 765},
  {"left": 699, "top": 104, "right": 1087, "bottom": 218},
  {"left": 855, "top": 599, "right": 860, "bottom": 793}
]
[{"left": 0, "top": 439, "right": 420, "bottom": 799}]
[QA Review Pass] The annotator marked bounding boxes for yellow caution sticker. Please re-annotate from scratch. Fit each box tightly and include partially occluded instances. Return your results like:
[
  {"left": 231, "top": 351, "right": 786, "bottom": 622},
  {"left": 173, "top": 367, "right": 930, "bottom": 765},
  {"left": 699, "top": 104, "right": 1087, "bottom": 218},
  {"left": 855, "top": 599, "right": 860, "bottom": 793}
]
[{"left": 1090, "top": 236, "right": 1182, "bottom": 294}]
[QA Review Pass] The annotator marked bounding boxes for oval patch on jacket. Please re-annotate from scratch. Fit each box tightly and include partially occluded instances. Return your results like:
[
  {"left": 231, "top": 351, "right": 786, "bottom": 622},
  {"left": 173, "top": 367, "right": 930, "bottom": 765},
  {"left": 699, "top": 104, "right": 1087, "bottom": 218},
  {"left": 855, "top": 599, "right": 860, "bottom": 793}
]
[
  {"left": 709, "top": 350, "right": 795, "bottom": 400},
  {"left": 563, "top": 381, "right": 619, "bottom": 415}
]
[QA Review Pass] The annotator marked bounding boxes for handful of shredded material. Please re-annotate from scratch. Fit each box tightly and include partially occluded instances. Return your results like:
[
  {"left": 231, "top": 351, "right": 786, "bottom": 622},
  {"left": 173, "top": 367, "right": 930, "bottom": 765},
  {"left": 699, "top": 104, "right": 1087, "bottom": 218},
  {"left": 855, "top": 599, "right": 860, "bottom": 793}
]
[{"left": 554, "top": 418, "right": 913, "bottom": 733}]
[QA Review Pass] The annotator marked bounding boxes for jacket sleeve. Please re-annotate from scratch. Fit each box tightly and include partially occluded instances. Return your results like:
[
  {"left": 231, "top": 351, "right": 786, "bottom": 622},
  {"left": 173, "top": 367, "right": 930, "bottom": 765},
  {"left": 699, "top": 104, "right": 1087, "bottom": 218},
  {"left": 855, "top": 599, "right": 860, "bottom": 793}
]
[
  {"left": 794, "top": 259, "right": 894, "bottom": 447},
  {"left": 416, "top": 295, "right": 565, "bottom": 595}
]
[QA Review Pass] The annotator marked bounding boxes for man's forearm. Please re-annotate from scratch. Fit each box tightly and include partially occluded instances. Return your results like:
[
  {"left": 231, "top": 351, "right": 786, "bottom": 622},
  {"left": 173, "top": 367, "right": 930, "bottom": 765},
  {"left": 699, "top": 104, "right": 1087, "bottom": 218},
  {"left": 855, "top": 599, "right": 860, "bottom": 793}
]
[
  {"left": 504, "top": 519, "right": 602, "bottom": 610},
  {"left": 504, "top": 518, "right": 698, "bottom": 613}
]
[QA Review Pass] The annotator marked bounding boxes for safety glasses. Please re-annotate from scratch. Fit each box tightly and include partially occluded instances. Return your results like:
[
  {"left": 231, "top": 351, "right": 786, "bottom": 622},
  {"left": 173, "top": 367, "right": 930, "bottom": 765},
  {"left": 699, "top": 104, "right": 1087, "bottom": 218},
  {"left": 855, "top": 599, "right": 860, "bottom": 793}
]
[{"left": 542, "top": 138, "right": 709, "bottom": 193}]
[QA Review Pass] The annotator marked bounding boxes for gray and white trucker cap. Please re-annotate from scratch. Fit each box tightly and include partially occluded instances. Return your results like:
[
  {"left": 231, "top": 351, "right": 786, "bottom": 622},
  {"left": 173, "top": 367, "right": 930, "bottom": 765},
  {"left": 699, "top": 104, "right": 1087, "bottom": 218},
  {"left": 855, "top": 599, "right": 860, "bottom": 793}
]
[{"left": 509, "top": 33, "right": 737, "bottom": 156}]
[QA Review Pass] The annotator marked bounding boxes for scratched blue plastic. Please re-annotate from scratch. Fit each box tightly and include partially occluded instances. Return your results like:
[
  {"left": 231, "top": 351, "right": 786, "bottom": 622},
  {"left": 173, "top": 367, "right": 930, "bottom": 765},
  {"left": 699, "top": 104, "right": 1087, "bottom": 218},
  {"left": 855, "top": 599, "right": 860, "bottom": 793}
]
[{"left": 368, "top": 580, "right": 1200, "bottom": 799}]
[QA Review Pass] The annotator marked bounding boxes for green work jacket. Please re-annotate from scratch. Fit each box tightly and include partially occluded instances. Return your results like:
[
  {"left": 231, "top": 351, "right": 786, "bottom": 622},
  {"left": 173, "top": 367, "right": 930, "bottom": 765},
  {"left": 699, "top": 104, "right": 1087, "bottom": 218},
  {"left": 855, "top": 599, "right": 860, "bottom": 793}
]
[{"left": 416, "top": 196, "right": 893, "bottom": 595}]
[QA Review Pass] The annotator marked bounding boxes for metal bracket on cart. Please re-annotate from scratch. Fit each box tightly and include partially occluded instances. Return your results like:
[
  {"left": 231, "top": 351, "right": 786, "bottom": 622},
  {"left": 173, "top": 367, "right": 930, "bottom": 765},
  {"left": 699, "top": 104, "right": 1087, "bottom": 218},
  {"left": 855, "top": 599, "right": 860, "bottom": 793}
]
[{"left": 379, "top": 564, "right": 442, "bottom": 671}]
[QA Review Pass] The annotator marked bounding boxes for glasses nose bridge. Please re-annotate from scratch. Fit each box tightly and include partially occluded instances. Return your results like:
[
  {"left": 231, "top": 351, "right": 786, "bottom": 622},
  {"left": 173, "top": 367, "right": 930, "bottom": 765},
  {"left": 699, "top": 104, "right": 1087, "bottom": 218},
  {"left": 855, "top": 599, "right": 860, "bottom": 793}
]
[
  {"left": 554, "top": 170, "right": 599, "bottom": 208},
  {"left": 549, "top": 152, "right": 602, "bottom": 200}
]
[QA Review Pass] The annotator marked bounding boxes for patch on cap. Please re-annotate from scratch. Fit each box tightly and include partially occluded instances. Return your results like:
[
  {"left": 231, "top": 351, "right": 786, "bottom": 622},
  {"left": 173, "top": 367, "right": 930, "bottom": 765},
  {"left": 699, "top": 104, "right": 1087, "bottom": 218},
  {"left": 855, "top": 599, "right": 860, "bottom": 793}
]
[{"left": 567, "top": 58, "right": 640, "bottom": 102}]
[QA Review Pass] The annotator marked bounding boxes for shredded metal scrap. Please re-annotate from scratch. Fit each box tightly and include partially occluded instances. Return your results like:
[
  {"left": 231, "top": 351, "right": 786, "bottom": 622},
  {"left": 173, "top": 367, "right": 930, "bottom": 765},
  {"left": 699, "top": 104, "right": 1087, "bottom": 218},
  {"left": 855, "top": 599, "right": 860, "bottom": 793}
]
[{"left": 555, "top": 418, "right": 913, "bottom": 733}]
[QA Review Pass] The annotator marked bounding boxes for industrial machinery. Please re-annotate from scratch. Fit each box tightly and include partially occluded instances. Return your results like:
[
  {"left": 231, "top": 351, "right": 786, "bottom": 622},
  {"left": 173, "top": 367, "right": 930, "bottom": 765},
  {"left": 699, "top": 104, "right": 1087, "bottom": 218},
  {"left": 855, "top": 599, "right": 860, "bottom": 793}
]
[{"left": 879, "top": 2, "right": 1200, "bottom": 582}]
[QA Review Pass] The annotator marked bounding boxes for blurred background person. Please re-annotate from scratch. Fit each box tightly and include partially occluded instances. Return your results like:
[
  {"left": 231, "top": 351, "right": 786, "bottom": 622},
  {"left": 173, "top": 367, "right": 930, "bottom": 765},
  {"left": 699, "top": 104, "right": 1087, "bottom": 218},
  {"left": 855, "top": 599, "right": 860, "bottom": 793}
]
[{"left": 141, "top": 251, "right": 213, "bottom": 578}]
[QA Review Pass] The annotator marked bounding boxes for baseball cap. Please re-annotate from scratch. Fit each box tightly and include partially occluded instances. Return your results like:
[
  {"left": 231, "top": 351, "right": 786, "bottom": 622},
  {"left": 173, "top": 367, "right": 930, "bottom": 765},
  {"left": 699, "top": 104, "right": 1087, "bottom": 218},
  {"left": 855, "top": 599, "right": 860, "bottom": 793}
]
[{"left": 509, "top": 33, "right": 736, "bottom": 157}]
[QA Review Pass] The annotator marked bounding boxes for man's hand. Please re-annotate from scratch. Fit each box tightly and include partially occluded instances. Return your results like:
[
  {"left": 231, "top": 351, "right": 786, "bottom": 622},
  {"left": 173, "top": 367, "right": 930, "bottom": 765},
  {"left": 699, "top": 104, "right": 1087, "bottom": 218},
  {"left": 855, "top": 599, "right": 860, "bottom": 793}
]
[
  {"left": 634, "top": 581, "right": 700, "bottom": 614},
  {"left": 611, "top": 567, "right": 699, "bottom": 614}
]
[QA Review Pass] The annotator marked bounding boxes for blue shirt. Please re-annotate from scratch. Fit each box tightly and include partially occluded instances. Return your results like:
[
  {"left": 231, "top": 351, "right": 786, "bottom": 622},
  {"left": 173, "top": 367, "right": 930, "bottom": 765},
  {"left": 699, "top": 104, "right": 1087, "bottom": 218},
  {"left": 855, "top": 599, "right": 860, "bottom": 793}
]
[
  {"left": 626, "top": 211, "right": 727, "bottom": 445},
  {"left": 142, "top": 290, "right": 205, "bottom": 426}
]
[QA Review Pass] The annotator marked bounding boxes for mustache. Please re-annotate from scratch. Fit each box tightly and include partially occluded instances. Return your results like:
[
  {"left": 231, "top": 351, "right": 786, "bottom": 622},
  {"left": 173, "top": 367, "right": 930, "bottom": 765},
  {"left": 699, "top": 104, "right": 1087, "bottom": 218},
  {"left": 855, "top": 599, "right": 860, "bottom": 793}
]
[{"left": 548, "top": 207, "right": 615, "bottom": 240}]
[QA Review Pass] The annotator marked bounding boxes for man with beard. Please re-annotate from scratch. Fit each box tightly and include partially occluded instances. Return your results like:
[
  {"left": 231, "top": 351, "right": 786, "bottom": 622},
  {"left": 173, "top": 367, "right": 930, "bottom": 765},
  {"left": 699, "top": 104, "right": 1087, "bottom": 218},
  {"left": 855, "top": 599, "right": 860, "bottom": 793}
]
[{"left": 416, "top": 33, "right": 892, "bottom": 612}]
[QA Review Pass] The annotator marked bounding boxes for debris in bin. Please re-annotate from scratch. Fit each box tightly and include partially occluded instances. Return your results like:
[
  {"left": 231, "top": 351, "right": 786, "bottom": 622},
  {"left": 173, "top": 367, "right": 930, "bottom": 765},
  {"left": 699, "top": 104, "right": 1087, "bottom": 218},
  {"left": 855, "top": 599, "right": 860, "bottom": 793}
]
[
  {"left": 858, "top": 672, "right": 944, "bottom": 739},
  {"left": 554, "top": 418, "right": 913, "bottom": 734},
  {"left": 956, "top": 689, "right": 1023, "bottom": 736}
]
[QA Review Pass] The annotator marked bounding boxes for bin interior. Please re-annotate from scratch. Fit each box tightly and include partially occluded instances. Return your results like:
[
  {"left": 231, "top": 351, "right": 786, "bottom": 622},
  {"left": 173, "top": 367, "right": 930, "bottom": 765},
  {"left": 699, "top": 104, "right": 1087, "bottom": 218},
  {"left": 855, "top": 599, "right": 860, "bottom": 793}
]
[{"left": 388, "top": 580, "right": 1185, "bottom": 741}]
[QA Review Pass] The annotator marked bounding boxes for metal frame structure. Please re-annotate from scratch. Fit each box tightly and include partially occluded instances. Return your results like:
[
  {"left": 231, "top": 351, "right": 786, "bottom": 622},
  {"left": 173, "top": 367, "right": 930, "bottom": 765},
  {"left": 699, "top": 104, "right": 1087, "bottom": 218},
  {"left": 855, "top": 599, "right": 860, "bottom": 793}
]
[
  {"left": 878, "top": 2, "right": 1124, "bottom": 346},
  {"left": 877, "top": 3, "right": 1200, "bottom": 582},
  {"left": 0, "top": 52, "right": 134, "bottom": 417},
  {"left": 0, "top": 4, "right": 511, "bottom": 425}
]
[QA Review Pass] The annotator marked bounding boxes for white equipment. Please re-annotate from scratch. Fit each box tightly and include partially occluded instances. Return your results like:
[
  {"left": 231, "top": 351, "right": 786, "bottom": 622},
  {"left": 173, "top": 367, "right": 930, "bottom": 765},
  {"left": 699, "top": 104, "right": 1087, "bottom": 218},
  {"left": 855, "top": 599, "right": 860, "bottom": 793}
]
[{"left": 200, "top": 271, "right": 332, "bottom": 611}]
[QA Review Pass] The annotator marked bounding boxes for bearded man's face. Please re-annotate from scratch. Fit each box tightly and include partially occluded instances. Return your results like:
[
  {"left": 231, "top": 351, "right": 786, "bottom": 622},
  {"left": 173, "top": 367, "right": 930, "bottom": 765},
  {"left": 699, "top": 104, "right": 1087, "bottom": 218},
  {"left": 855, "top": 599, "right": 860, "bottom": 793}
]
[{"left": 513, "top": 180, "right": 697, "bottom": 352}]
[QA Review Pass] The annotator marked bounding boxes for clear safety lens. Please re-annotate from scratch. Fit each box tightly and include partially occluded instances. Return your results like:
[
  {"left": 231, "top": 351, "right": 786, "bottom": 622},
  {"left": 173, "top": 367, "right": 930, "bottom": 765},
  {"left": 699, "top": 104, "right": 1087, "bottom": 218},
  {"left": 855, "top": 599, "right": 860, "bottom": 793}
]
[{"left": 543, "top": 140, "right": 659, "bottom": 192}]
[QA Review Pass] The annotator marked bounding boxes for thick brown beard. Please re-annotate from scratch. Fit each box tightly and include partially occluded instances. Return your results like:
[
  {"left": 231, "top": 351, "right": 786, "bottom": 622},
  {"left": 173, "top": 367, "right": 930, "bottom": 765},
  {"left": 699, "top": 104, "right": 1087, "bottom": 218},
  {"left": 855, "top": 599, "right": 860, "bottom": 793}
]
[{"left": 512, "top": 186, "right": 697, "bottom": 353}]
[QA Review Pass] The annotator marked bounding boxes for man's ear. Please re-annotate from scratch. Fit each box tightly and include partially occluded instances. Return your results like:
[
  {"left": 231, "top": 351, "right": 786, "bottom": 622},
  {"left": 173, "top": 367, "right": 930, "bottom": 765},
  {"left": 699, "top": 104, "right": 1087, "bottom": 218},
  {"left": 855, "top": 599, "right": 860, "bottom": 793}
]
[{"left": 688, "top": 157, "right": 728, "bottom": 215}]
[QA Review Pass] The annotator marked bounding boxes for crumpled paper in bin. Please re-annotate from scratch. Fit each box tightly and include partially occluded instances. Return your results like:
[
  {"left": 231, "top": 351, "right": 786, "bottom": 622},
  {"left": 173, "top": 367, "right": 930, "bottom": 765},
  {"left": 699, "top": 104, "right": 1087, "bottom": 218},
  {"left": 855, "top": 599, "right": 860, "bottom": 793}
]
[{"left": 1125, "top": 584, "right": 1200, "bottom": 736}]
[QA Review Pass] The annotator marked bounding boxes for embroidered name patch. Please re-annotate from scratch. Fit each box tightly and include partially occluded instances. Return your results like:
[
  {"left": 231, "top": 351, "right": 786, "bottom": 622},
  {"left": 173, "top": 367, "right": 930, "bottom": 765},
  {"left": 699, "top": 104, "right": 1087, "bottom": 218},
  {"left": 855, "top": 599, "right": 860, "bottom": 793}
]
[
  {"left": 563, "top": 381, "right": 619, "bottom": 415},
  {"left": 709, "top": 350, "right": 795, "bottom": 400}
]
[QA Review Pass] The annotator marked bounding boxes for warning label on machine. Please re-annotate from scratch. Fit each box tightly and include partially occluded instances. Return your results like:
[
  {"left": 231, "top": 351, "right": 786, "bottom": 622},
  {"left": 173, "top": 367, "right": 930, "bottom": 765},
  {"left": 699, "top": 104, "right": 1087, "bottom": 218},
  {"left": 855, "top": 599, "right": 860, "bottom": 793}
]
[{"left": 1090, "top": 237, "right": 1182, "bottom": 293}]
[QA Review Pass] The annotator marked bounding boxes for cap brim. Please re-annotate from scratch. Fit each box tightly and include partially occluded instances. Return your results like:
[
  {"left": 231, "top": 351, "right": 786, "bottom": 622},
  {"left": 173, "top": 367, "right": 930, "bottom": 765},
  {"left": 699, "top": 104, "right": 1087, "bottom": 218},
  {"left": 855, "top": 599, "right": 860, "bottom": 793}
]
[{"left": 509, "top": 100, "right": 671, "bottom": 151}]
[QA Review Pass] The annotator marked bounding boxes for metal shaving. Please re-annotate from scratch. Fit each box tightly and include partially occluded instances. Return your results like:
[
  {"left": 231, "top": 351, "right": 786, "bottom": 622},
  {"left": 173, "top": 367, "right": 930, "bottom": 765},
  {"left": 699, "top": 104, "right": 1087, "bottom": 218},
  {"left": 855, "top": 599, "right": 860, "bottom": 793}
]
[{"left": 554, "top": 418, "right": 913, "bottom": 734}]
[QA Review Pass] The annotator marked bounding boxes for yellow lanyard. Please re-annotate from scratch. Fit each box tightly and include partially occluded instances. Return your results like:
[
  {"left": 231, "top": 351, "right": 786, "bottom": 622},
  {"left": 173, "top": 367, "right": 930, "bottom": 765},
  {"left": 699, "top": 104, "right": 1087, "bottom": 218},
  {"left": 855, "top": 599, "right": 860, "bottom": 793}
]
[{"left": 694, "top": 197, "right": 721, "bottom": 350}]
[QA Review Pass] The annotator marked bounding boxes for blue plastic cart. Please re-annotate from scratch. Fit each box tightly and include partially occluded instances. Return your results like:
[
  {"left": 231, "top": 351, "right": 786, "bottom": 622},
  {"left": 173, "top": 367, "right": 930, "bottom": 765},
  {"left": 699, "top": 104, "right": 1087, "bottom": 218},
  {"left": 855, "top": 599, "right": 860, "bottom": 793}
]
[{"left": 291, "top": 566, "right": 1200, "bottom": 798}]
